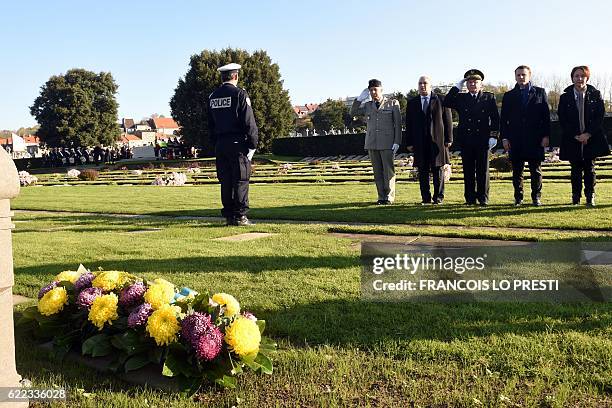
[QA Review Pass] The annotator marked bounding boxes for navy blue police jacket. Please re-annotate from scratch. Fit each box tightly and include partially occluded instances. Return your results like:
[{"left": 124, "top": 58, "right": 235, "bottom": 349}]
[{"left": 207, "top": 83, "right": 258, "bottom": 149}]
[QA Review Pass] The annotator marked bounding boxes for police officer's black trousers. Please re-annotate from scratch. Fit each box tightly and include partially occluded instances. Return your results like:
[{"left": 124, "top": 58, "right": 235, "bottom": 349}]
[
  {"left": 461, "top": 147, "right": 489, "bottom": 204},
  {"left": 215, "top": 143, "right": 251, "bottom": 218},
  {"left": 570, "top": 159, "right": 596, "bottom": 200},
  {"left": 511, "top": 159, "right": 542, "bottom": 201}
]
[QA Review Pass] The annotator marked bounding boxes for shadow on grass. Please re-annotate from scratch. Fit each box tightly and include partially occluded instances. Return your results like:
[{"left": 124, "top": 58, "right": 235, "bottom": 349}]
[
  {"left": 260, "top": 298, "right": 612, "bottom": 347},
  {"left": 144, "top": 202, "right": 612, "bottom": 231},
  {"left": 12, "top": 214, "right": 225, "bottom": 234},
  {"left": 14, "top": 255, "right": 359, "bottom": 278}
]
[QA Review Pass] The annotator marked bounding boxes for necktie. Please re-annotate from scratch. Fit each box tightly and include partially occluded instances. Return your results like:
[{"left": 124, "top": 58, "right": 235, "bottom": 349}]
[
  {"left": 375, "top": 101, "right": 380, "bottom": 109},
  {"left": 473, "top": 94, "right": 477, "bottom": 102},
  {"left": 577, "top": 92, "right": 585, "bottom": 133},
  {"left": 422, "top": 97, "right": 429, "bottom": 113}
]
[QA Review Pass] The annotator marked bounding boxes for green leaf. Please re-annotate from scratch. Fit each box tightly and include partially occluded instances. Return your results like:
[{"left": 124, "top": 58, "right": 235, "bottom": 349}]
[
  {"left": 254, "top": 353, "right": 273, "bottom": 374},
  {"left": 111, "top": 331, "right": 148, "bottom": 356},
  {"left": 240, "top": 352, "right": 259, "bottom": 371},
  {"left": 214, "top": 375, "right": 237, "bottom": 389},
  {"left": 177, "top": 375, "right": 202, "bottom": 397},
  {"left": 20, "top": 306, "right": 40, "bottom": 321},
  {"left": 259, "top": 337, "right": 277, "bottom": 352},
  {"left": 124, "top": 354, "right": 150, "bottom": 372},
  {"left": 190, "top": 293, "right": 210, "bottom": 312},
  {"left": 81, "top": 333, "right": 113, "bottom": 357},
  {"left": 162, "top": 350, "right": 193, "bottom": 377},
  {"left": 57, "top": 281, "right": 75, "bottom": 293},
  {"left": 39, "top": 319, "right": 70, "bottom": 337},
  {"left": 256, "top": 319, "right": 266, "bottom": 335},
  {"left": 148, "top": 347, "right": 164, "bottom": 365},
  {"left": 51, "top": 341, "right": 72, "bottom": 361},
  {"left": 108, "top": 352, "right": 130, "bottom": 373}
]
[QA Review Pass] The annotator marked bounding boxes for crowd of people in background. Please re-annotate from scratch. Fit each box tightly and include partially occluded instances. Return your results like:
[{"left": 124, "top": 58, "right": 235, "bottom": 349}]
[
  {"left": 153, "top": 138, "right": 193, "bottom": 160},
  {"left": 41, "top": 145, "right": 133, "bottom": 167},
  {"left": 38, "top": 138, "right": 195, "bottom": 167}
]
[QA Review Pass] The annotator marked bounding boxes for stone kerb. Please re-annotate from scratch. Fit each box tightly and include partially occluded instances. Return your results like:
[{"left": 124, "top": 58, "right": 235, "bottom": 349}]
[{"left": 0, "top": 146, "right": 27, "bottom": 407}]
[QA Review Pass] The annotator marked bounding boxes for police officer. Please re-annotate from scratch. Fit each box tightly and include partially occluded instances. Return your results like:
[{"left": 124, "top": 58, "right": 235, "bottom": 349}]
[
  {"left": 207, "top": 63, "right": 258, "bottom": 226},
  {"left": 444, "top": 69, "right": 500, "bottom": 206}
]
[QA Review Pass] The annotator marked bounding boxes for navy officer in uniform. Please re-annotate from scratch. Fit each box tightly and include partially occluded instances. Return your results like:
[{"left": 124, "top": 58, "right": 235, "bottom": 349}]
[
  {"left": 207, "top": 63, "right": 258, "bottom": 226},
  {"left": 444, "top": 69, "right": 500, "bottom": 205}
]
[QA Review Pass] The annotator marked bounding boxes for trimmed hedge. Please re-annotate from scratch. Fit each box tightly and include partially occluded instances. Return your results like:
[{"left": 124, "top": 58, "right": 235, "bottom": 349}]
[
  {"left": 272, "top": 118, "right": 612, "bottom": 157},
  {"left": 272, "top": 133, "right": 368, "bottom": 157}
]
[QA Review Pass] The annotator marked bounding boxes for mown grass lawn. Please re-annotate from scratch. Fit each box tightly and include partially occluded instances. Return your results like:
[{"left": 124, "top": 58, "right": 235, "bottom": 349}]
[
  {"left": 11, "top": 206, "right": 612, "bottom": 407},
  {"left": 11, "top": 180, "right": 612, "bottom": 231}
]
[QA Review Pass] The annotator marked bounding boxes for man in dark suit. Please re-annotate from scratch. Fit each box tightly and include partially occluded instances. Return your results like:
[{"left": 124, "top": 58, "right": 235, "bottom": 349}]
[
  {"left": 405, "top": 76, "right": 453, "bottom": 204},
  {"left": 500, "top": 65, "right": 551, "bottom": 206},
  {"left": 444, "top": 69, "right": 500, "bottom": 206}
]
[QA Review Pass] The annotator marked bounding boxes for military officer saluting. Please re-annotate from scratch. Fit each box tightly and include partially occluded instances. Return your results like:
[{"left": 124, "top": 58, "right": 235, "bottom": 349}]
[
  {"left": 207, "top": 63, "right": 258, "bottom": 226},
  {"left": 444, "top": 69, "right": 500, "bottom": 206}
]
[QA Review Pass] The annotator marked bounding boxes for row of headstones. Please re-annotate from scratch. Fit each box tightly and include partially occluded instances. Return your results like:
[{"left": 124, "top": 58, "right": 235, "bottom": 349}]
[{"left": 300, "top": 153, "right": 413, "bottom": 162}]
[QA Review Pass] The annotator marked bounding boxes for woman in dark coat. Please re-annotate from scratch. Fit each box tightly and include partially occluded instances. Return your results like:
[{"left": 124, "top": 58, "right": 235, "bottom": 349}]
[{"left": 558, "top": 66, "right": 610, "bottom": 206}]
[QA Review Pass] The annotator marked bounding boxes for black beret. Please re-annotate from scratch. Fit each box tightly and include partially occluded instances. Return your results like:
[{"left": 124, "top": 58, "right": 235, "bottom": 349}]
[
  {"left": 464, "top": 69, "right": 484, "bottom": 81},
  {"left": 368, "top": 79, "right": 382, "bottom": 88}
]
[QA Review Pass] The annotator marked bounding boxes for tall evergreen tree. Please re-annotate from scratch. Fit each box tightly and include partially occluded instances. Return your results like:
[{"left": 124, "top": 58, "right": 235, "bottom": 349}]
[
  {"left": 311, "top": 99, "right": 351, "bottom": 133},
  {"left": 30, "top": 69, "right": 120, "bottom": 147},
  {"left": 170, "top": 48, "right": 293, "bottom": 154}
]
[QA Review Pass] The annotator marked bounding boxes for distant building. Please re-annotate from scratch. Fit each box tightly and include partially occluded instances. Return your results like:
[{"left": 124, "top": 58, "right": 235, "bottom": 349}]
[
  {"left": 122, "top": 118, "right": 135, "bottom": 133},
  {"left": 149, "top": 117, "right": 179, "bottom": 135},
  {"left": 118, "top": 133, "right": 147, "bottom": 148},
  {"left": 135, "top": 131, "right": 157, "bottom": 145},
  {"left": 0, "top": 134, "right": 41, "bottom": 158},
  {"left": 293, "top": 103, "right": 319, "bottom": 118}
]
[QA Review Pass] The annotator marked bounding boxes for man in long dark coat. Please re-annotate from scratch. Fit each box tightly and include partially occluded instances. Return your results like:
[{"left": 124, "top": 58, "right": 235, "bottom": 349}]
[{"left": 405, "top": 76, "right": 453, "bottom": 204}]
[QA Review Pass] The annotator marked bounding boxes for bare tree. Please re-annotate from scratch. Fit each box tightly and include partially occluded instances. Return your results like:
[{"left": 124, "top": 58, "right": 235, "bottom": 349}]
[{"left": 538, "top": 74, "right": 565, "bottom": 114}]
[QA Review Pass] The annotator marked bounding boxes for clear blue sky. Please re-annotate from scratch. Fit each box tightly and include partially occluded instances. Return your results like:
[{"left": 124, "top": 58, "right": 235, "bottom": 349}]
[{"left": 2, "top": 0, "right": 611, "bottom": 130}]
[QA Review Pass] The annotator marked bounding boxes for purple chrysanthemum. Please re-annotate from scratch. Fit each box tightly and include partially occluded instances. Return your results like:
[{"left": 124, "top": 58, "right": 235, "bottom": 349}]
[
  {"left": 119, "top": 281, "right": 146, "bottom": 307},
  {"left": 76, "top": 287, "right": 103, "bottom": 309},
  {"left": 128, "top": 303, "right": 153, "bottom": 328},
  {"left": 180, "top": 312, "right": 213, "bottom": 347},
  {"left": 74, "top": 272, "right": 95, "bottom": 292},
  {"left": 38, "top": 281, "right": 58, "bottom": 299},
  {"left": 194, "top": 326, "right": 223, "bottom": 361}
]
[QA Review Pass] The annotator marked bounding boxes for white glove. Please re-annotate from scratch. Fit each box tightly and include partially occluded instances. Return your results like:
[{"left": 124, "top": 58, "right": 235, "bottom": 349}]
[
  {"left": 455, "top": 78, "right": 466, "bottom": 90},
  {"left": 488, "top": 137, "right": 497, "bottom": 150},
  {"left": 247, "top": 149, "right": 256, "bottom": 161},
  {"left": 357, "top": 88, "right": 371, "bottom": 102},
  {"left": 392, "top": 144, "right": 399, "bottom": 154}
]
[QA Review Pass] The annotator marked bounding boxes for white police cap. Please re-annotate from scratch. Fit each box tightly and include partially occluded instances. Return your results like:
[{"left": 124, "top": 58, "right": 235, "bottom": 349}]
[{"left": 217, "top": 63, "right": 242, "bottom": 72}]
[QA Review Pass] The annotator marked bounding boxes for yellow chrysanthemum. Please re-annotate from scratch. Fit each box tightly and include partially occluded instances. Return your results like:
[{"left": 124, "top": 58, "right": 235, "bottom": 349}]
[
  {"left": 225, "top": 316, "right": 261, "bottom": 357},
  {"left": 212, "top": 293, "right": 240, "bottom": 317},
  {"left": 55, "top": 270, "right": 82, "bottom": 284},
  {"left": 152, "top": 278, "right": 174, "bottom": 288},
  {"left": 92, "top": 271, "right": 129, "bottom": 291},
  {"left": 144, "top": 280, "right": 175, "bottom": 310},
  {"left": 37, "top": 287, "right": 69, "bottom": 316},
  {"left": 146, "top": 304, "right": 181, "bottom": 346},
  {"left": 88, "top": 293, "right": 119, "bottom": 330}
]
